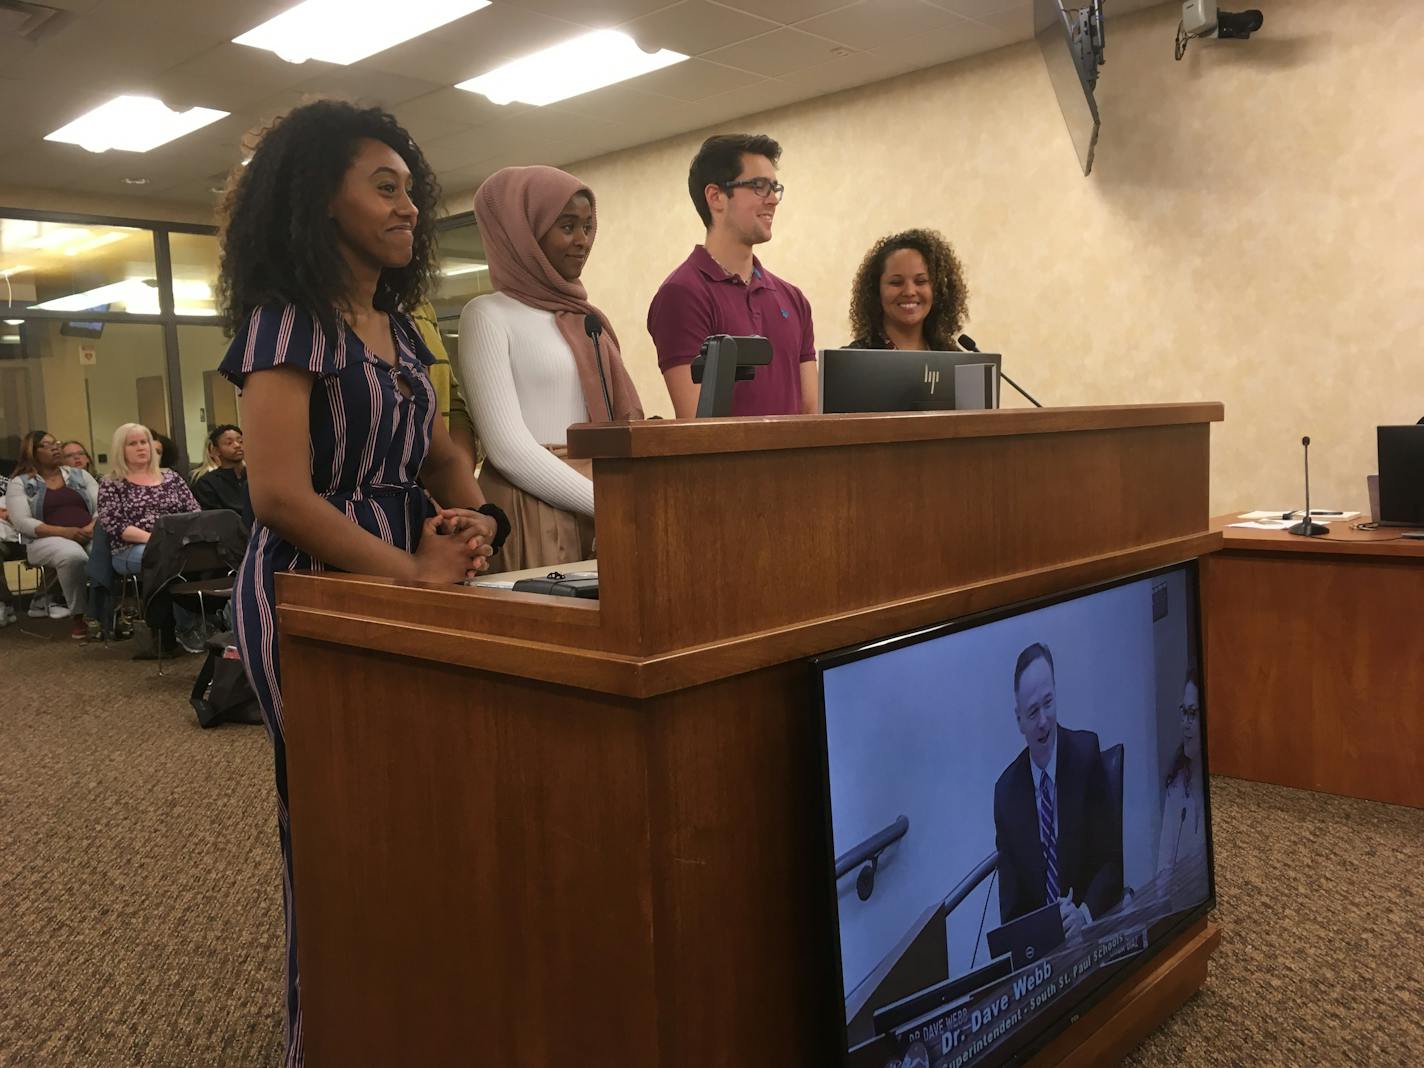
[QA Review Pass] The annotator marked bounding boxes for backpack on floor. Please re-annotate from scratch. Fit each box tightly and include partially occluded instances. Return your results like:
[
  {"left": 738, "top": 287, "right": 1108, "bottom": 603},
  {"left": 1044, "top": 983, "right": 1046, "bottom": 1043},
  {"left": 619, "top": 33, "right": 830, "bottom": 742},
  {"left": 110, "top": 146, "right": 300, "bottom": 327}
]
[{"left": 189, "top": 631, "right": 262, "bottom": 728}]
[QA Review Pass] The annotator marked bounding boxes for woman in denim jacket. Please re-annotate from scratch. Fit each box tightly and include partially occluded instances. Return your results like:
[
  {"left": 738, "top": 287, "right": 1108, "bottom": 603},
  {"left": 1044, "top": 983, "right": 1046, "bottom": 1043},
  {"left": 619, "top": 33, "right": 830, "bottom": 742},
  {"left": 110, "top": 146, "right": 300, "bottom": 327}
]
[{"left": 4, "top": 430, "right": 99, "bottom": 637}]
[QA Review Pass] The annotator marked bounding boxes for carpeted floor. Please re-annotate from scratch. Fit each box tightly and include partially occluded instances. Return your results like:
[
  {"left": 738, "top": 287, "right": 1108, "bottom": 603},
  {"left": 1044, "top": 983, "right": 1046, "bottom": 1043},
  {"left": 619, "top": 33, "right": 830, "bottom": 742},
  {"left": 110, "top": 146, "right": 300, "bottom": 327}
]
[{"left": 2, "top": 622, "right": 1421, "bottom": 1068}]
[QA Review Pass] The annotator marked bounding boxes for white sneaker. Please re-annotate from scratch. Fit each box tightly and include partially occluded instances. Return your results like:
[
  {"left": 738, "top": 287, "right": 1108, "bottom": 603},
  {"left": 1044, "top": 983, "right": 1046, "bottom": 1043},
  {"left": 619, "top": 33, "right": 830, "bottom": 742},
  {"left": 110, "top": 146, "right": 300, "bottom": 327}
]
[
  {"left": 47, "top": 603, "right": 72, "bottom": 619},
  {"left": 27, "top": 596, "right": 49, "bottom": 618}
]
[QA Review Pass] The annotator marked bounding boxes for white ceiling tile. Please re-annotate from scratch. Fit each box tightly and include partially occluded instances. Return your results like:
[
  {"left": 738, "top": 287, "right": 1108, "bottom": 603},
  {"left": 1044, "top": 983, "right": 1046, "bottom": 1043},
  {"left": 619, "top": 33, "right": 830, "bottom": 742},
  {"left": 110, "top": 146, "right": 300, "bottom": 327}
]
[
  {"left": 362, "top": 3, "right": 586, "bottom": 85},
  {"left": 544, "top": 84, "right": 689, "bottom": 127},
  {"left": 419, "top": 129, "right": 501, "bottom": 173},
  {"left": 630, "top": 57, "right": 766, "bottom": 101},
  {"left": 869, "top": 16, "right": 1018, "bottom": 69},
  {"left": 289, "top": 69, "right": 445, "bottom": 110},
  {"left": 774, "top": 48, "right": 917, "bottom": 97},
  {"left": 923, "top": 0, "right": 1023, "bottom": 18},
  {"left": 797, "top": 0, "right": 982, "bottom": 52},
  {"left": 396, "top": 87, "right": 532, "bottom": 134},
  {"left": 621, "top": 1, "right": 781, "bottom": 56},
  {"left": 164, "top": 42, "right": 328, "bottom": 98},
  {"left": 702, "top": 27, "right": 860, "bottom": 78},
  {"left": 960, "top": 4, "right": 1031, "bottom": 38},
  {"left": 713, "top": 0, "right": 857, "bottom": 24},
  {"left": 500, "top": 0, "right": 675, "bottom": 27}
]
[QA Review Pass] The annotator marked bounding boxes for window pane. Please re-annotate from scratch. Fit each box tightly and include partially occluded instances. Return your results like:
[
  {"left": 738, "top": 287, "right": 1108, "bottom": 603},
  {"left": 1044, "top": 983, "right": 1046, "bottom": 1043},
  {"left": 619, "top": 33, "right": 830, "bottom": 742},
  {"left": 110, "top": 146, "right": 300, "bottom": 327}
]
[
  {"left": 177, "top": 325, "right": 238, "bottom": 471},
  {"left": 0, "top": 218, "right": 158, "bottom": 315},
  {"left": 431, "top": 218, "right": 492, "bottom": 330},
  {"left": 168, "top": 232, "right": 221, "bottom": 317},
  {"left": 1, "top": 319, "right": 169, "bottom": 477}
]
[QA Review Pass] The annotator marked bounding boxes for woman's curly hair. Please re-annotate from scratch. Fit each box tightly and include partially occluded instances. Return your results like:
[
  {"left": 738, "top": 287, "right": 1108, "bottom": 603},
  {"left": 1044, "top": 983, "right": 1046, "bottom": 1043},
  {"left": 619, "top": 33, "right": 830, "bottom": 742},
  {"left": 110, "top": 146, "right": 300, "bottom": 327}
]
[
  {"left": 217, "top": 99, "right": 441, "bottom": 337},
  {"left": 848, "top": 228, "right": 969, "bottom": 350}
]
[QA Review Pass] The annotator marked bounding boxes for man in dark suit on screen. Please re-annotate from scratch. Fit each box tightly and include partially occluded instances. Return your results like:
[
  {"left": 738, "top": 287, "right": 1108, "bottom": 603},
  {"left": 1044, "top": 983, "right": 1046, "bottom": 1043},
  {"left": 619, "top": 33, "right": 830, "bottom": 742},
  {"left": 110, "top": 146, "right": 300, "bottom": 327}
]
[{"left": 993, "top": 642, "right": 1123, "bottom": 941}]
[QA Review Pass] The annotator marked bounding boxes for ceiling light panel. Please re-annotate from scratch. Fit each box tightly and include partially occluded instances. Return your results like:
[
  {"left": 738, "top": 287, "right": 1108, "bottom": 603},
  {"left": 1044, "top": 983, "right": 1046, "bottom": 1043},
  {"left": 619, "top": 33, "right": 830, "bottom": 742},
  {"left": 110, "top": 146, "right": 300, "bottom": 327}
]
[
  {"left": 45, "top": 97, "right": 228, "bottom": 154},
  {"left": 456, "top": 30, "right": 688, "bottom": 106},
  {"left": 235, "top": 0, "right": 492, "bottom": 65}
]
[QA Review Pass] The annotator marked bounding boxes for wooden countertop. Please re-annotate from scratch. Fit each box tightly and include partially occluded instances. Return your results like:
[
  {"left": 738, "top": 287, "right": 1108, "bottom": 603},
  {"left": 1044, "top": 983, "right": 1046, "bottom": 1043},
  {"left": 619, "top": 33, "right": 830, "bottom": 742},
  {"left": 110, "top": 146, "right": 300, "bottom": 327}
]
[
  {"left": 567, "top": 402, "right": 1224, "bottom": 458},
  {"left": 1212, "top": 514, "right": 1424, "bottom": 559}
]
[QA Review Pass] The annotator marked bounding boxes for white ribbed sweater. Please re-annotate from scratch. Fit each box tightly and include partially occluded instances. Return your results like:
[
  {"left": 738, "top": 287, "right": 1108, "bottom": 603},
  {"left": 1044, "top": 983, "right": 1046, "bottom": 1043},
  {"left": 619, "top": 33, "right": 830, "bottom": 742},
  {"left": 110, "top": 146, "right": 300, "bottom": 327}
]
[{"left": 457, "top": 292, "right": 594, "bottom": 517}]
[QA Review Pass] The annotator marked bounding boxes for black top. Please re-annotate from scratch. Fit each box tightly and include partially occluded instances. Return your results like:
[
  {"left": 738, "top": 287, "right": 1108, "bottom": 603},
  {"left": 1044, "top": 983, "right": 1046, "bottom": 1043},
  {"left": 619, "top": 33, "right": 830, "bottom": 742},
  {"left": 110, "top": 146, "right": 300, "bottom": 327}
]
[{"left": 191, "top": 466, "right": 249, "bottom": 517}]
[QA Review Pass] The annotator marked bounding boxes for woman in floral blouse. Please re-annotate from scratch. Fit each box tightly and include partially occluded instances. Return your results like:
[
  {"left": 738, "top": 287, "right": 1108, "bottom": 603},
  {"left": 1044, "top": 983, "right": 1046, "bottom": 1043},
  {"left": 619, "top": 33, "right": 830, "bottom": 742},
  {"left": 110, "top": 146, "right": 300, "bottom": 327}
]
[{"left": 97, "top": 422, "right": 202, "bottom": 650}]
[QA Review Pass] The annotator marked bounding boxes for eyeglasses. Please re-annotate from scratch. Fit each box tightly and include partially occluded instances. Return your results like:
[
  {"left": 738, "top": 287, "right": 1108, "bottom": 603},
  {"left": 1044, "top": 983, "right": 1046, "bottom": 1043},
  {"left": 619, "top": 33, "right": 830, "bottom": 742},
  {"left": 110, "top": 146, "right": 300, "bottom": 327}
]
[{"left": 722, "top": 177, "right": 785, "bottom": 202}]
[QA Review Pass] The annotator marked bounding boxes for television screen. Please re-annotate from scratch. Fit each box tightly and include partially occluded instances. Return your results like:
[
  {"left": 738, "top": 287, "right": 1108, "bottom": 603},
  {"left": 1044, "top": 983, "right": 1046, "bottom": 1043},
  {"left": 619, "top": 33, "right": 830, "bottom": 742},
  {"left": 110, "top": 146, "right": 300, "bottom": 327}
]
[
  {"left": 60, "top": 319, "right": 105, "bottom": 338},
  {"left": 1035, "top": 0, "right": 1103, "bottom": 176},
  {"left": 817, "top": 563, "right": 1213, "bottom": 1067}
]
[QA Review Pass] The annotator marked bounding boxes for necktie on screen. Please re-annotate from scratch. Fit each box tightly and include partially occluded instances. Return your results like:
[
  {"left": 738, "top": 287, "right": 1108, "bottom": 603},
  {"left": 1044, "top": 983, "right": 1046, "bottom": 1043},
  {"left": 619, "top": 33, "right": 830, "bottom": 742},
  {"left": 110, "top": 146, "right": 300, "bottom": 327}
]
[{"left": 1040, "top": 771, "right": 1059, "bottom": 904}]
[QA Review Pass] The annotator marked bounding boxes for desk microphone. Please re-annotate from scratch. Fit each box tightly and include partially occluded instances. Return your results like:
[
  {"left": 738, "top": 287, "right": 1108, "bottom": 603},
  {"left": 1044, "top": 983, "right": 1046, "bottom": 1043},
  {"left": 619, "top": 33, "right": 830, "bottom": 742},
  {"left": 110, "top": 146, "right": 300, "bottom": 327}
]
[
  {"left": 958, "top": 334, "right": 1041, "bottom": 408},
  {"left": 1287, "top": 436, "right": 1327, "bottom": 536},
  {"left": 583, "top": 313, "right": 615, "bottom": 421}
]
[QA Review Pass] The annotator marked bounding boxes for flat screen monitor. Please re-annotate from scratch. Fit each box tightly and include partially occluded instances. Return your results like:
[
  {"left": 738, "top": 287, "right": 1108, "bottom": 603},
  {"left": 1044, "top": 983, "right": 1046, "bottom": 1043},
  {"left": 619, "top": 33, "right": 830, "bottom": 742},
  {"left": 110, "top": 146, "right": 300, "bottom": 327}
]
[
  {"left": 60, "top": 320, "right": 105, "bottom": 339},
  {"left": 1377, "top": 425, "right": 1424, "bottom": 527},
  {"left": 816, "top": 563, "right": 1213, "bottom": 1067},
  {"left": 1035, "top": 0, "right": 1103, "bottom": 176},
  {"left": 820, "top": 349, "right": 1002, "bottom": 414}
]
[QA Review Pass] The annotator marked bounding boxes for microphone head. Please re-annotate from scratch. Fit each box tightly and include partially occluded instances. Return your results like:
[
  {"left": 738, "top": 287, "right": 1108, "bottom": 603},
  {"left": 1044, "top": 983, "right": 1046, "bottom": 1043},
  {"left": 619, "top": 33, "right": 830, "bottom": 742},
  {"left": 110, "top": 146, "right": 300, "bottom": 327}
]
[
  {"left": 957, "top": 333, "right": 978, "bottom": 352},
  {"left": 583, "top": 313, "right": 602, "bottom": 338},
  {"left": 1301, "top": 435, "right": 1311, "bottom": 447}
]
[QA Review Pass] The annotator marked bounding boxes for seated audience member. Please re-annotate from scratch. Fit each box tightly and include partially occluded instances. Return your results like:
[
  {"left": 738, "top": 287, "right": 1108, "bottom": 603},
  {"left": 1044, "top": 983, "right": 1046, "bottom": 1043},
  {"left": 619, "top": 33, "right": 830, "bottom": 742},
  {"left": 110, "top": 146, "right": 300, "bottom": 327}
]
[
  {"left": 148, "top": 428, "right": 187, "bottom": 476},
  {"left": 60, "top": 440, "right": 93, "bottom": 471},
  {"left": 4, "top": 430, "right": 99, "bottom": 638},
  {"left": 98, "top": 423, "right": 203, "bottom": 651},
  {"left": 648, "top": 133, "right": 816, "bottom": 418},
  {"left": 848, "top": 228, "right": 969, "bottom": 351},
  {"left": 191, "top": 424, "right": 249, "bottom": 515},
  {"left": 460, "top": 165, "right": 643, "bottom": 571},
  {"left": 1157, "top": 672, "right": 1206, "bottom": 874},
  {"left": 0, "top": 472, "right": 19, "bottom": 627}
]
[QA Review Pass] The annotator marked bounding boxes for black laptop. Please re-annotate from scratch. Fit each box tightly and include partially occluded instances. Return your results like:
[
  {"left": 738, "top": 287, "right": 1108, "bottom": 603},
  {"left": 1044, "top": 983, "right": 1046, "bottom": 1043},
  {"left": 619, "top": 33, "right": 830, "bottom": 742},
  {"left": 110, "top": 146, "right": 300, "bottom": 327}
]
[
  {"left": 1377, "top": 424, "right": 1424, "bottom": 527},
  {"left": 986, "top": 901, "right": 1066, "bottom": 969}
]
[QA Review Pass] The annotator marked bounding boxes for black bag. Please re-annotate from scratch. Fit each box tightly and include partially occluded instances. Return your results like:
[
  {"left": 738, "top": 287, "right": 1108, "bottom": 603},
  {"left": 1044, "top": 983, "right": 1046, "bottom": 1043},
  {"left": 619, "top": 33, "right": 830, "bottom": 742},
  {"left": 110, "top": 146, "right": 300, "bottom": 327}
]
[{"left": 189, "top": 631, "right": 262, "bottom": 728}]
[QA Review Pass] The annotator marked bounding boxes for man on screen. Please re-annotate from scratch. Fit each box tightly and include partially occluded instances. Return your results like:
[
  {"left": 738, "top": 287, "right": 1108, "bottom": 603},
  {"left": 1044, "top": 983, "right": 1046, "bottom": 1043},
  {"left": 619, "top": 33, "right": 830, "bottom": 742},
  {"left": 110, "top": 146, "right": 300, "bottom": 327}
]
[{"left": 993, "top": 643, "right": 1123, "bottom": 941}]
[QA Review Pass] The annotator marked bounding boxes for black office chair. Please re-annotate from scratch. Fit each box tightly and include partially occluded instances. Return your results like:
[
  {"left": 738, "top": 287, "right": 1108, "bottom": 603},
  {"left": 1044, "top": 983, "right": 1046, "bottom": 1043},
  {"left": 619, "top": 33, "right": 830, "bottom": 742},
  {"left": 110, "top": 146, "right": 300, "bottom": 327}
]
[{"left": 140, "top": 511, "right": 249, "bottom": 675}]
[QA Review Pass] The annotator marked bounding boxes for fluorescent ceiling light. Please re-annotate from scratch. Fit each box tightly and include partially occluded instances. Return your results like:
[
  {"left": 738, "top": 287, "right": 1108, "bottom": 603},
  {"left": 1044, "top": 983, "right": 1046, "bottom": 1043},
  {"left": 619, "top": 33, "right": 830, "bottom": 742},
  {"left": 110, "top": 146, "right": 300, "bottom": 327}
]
[
  {"left": 46, "top": 96, "right": 228, "bottom": 153},
  {"left": 0, "top": 265, "right": 33, "bottom": 279},
  {"left": 4, "top": 319, "right": 22, "bottom": 325},
  {"left": 235, "top": 0, "right": 491, "bottom": 65},
  {"left": 441, "top": 262, "right": 489, "bottom": 277},
  {"left": 22, "top": 227, "right": 89, "bottom": 250},
  {"left": 456, "top": 29, "right": 688, "bottom": 106},
  {"left": 33, "top": 278, "right": 215, "bottom": 315},
  {"left": 64, "top": 232, "right": 132, "bottom": 257},
  {"left": 1, "top": 335, "right": 20, "bottom": 344}
]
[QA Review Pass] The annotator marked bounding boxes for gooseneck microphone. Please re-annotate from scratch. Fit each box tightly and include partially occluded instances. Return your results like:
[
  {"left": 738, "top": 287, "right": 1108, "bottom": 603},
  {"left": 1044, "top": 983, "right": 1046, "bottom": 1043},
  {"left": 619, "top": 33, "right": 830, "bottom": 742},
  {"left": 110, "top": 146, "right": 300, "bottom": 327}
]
[
  {"left": 583, "top": 313, "right": 615, "bottom": 421},
  {"left": 1286, "top": 436, "right": 1327, "bottom": 537},
  {"left": 958, "top": 334, "right": 1042, "bottom": 408}
]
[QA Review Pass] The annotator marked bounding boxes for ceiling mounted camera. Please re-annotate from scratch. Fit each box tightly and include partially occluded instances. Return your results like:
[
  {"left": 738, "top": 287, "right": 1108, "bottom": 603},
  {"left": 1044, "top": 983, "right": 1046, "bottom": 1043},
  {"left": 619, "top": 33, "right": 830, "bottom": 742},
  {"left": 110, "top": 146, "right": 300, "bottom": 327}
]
[{"left": 1177, "top": 0, "right": 1264, "bottom": 60}]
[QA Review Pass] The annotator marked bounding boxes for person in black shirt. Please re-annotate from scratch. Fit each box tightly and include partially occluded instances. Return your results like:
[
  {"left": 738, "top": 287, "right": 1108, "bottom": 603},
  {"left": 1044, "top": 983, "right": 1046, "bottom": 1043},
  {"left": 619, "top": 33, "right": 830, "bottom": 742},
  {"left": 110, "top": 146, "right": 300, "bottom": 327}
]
[{"left": 191, "top": 424, "right": 248, "bottom": 515}]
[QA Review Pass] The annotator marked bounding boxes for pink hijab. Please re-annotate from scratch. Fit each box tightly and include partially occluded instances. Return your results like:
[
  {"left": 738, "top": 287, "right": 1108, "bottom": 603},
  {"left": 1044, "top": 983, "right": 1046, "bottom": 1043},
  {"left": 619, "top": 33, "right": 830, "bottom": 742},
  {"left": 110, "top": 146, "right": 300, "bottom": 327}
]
[{"left": 472, "top": 165, "right": 643, "bottom": 422}]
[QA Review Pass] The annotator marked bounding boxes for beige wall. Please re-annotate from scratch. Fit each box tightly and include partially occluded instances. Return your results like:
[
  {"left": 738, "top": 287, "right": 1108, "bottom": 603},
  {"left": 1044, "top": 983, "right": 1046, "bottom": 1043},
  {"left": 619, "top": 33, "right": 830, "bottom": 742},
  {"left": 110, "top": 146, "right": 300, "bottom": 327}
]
[{"left": 553, "top": 0, "right": 1423, "bottom": 514}]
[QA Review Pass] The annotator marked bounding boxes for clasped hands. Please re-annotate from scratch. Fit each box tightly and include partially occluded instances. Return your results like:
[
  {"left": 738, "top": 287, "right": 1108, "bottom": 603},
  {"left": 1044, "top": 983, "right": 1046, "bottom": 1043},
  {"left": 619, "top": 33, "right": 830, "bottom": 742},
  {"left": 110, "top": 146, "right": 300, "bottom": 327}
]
[{"left": 413, "top": 507, "right": 498, "bottom": 583}]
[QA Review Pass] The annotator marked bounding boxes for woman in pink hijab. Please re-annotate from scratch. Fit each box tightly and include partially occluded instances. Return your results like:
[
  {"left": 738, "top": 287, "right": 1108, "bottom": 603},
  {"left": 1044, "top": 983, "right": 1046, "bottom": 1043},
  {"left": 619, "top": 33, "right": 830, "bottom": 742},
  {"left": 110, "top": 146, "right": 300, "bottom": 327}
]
[{"left": 458, "top": 165, "right": 643, "bottom": 571}]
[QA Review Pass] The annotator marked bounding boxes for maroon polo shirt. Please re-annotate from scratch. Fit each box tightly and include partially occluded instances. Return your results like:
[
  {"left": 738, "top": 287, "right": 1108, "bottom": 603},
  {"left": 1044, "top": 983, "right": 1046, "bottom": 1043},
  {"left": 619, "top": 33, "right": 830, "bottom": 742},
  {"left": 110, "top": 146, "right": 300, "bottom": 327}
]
[{"left": 646, "top": 245, "right": 816, "bottom": 417}]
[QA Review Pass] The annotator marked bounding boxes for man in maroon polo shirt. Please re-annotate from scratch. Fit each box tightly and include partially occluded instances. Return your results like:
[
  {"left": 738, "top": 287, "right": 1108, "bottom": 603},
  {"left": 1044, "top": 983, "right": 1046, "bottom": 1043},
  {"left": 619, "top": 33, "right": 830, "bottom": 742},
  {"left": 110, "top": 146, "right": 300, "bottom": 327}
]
[{"left": 647, "top": 133, "right": 817, "bottom": 418}]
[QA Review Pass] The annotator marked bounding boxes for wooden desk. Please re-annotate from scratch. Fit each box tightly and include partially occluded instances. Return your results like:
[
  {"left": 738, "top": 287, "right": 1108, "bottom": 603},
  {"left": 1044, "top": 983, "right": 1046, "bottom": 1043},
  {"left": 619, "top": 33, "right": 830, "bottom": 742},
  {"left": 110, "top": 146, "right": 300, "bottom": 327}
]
[
  {"left": 1202, "top": 516, "right": 1424, "bottom": 808},
  {"left": 277, "top": 406, "right": 1225, "bottom": 1067}
]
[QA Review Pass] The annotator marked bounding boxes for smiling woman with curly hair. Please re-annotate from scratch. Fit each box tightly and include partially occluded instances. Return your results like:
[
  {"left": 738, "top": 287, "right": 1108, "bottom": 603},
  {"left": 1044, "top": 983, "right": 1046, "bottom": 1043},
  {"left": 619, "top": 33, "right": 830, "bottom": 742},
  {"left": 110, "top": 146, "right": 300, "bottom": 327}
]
[
  {"left": 847, "top": 228, "right": 970, "bottom": 351},
  {"left": 214, "top": 98, "right": 509, "bottom": 1068}
]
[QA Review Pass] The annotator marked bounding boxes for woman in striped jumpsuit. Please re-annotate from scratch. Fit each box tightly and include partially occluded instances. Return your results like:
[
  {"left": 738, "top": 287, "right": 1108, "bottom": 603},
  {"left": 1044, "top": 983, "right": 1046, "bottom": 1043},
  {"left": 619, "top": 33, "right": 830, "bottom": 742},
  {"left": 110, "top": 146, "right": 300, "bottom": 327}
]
[{"left": 216, "top": 100, "right": 507, "bottom": 1068}]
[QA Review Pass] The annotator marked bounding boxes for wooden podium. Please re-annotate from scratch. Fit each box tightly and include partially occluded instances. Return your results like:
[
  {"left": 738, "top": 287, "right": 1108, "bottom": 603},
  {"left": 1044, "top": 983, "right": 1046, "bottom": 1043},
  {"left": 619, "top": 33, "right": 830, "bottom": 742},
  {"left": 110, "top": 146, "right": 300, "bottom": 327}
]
[{"left": 275, "top": 404, "right": 1223, "bottom": 1067}]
